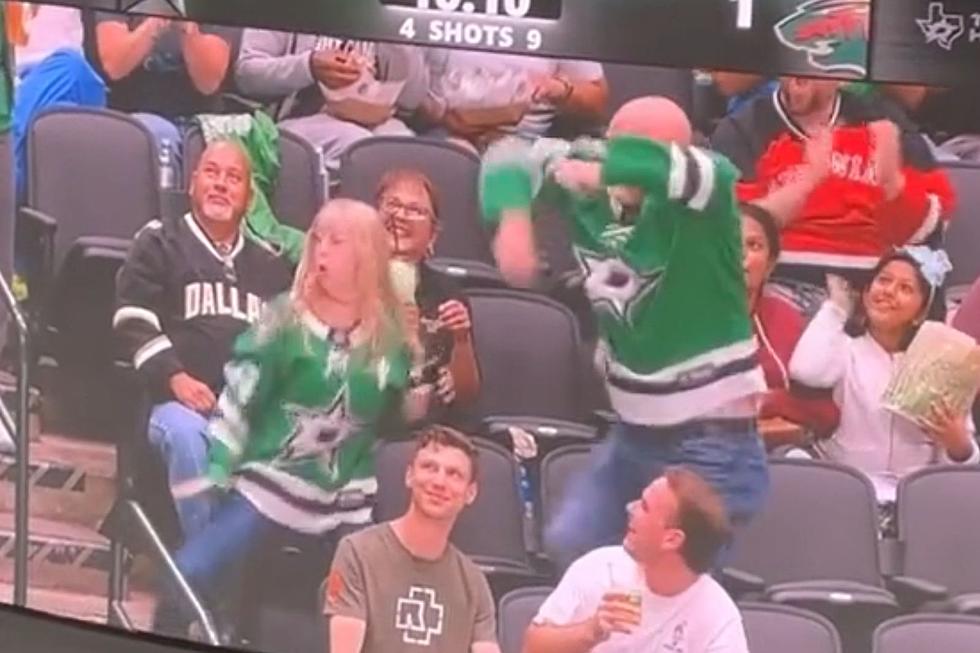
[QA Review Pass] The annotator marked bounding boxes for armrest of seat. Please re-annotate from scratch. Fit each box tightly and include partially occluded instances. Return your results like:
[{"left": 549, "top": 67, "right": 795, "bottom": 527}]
[
  {"left": 17, "top": 207, "right": 58, "bottom": 303},
  {"left": 591, "top": 409, "right": 616, "bottom": 433},
  {"left": 951, "top": 593, "right": 980, "bottom": 615},
  {"left": 767, "top": 580, "right": 899, "bottom": 615},
  {"left": 19, "top": 206, "right": 57, "bottom": 233},
  {"left": 720, "top": 567, "right": 766, "bottom": 598},
  {"left": 427, "top": 258, "right": 504, "bottom": 288},
  {"left": 885, "top": 575, "right": 950, "bottom": 609},
  {"left": 484, "top": 417, "right": 597, "bottom": 442},
  {"left": 471, "top": 556, "right": 551, "bottom": 583}
]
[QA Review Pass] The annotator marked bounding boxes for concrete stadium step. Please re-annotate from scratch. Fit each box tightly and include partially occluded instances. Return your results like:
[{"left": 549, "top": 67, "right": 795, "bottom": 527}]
[
  {"left": 0, "top": 581, "right": 157, "bottom": 631},
  {"left": 0, "top": 434, "right": 116, "bottom": 531},
  {"left": 0, "top": 512, "right": 113, "bottom": 595}
]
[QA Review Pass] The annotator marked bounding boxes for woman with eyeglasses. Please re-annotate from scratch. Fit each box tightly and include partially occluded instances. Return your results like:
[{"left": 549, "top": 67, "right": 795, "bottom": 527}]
[{"left": 376, "top": 169, "right": 481, "bottom": 428}]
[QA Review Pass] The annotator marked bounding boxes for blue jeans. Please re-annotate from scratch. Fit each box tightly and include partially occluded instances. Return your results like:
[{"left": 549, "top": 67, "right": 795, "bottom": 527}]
[
  {"left": 544, "top": 419, "right": 770, "bottom": 572},
  {"left": 155, "top": 492, "right": 364, "bottom": 637},
  {"left": 154, "top": 491, "right": 276, "bottom": 637},
  {"left": 148, "top": 401, "right": 214, "bottom": 538}
]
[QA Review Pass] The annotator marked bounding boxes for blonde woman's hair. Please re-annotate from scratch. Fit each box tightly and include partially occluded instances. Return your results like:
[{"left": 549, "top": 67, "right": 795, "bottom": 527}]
[{"left": 291, "top": 198, "right": 405, "bottom": 358}]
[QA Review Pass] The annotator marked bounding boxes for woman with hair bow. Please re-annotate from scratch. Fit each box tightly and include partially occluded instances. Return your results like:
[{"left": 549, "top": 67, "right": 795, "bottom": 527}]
[{"left": 790, "top": 246, "right": 980, "bottom": 529}]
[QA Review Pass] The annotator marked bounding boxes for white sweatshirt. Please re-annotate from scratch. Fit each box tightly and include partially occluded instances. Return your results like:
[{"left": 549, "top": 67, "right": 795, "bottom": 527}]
[{"left": 790, "top": 301, "right": 980, "bottom": 502}]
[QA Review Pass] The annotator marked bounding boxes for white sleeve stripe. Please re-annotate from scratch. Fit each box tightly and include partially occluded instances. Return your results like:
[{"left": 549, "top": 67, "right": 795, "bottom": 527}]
[
  {"left": 688, "top": 147, "right": 716, "bottom": 212},
  {"left": 906, "top": 193, "right": 942, "bottom": 244},
  {"left": 113, "top": 306, "right": 162, "bottom": 331},
  {"left": 134, "top": 335, "right": 173, "bottom": 369},
  {"left": 667, "top": 142, "right": 687, "bottom": 201}
]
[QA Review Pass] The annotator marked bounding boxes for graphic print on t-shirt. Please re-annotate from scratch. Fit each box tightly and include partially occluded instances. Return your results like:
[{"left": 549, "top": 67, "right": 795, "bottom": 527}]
[
  {"left": 395, "top": 586, "right": 445, "bottom": 646},
  {"left": 662, "top": 619, "right": 688, "bottom": 652}
]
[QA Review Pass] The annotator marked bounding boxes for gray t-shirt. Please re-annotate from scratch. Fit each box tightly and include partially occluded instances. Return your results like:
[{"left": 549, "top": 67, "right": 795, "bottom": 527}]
[{"left": 324, "top": 523, "right": 497, "bottom": 652}]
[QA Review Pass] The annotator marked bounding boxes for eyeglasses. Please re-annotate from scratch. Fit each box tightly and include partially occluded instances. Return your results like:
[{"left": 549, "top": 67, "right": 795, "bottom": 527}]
[{"left": 380, "top": 197, "right": 434, "bottom": 223}]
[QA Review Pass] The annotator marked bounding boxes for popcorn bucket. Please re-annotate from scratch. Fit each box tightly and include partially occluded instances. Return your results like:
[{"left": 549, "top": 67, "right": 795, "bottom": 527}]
[{"left": 882, "top": 321, "right": 980, "bottom": 423}]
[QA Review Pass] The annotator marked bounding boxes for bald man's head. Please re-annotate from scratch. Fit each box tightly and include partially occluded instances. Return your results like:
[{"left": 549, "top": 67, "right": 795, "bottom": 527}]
[
  {"left": 190, "top": 140, "right": 253, "bottom": 228},
  {"left": 607, "top": 97, "right": 693, "bottom": 147}
]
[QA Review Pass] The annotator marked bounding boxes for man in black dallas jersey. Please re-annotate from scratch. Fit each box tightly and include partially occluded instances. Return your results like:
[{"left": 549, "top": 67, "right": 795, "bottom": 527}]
[{"left": 114, "top": 140, "right": 292, "bottom": 538}]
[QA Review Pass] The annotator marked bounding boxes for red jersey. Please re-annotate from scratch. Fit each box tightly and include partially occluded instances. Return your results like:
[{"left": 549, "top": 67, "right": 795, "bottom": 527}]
[{"left": 713, "top": 89, "right": 954, "bottom": 274}]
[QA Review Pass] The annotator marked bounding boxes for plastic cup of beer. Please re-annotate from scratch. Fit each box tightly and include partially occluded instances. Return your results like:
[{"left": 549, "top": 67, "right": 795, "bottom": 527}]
[{"left": 606, "top": 589, "right": 642, "bottom": 627}]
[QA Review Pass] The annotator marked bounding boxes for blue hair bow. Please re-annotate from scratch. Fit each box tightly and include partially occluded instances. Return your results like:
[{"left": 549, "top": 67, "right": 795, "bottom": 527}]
[{"left": 901, "top": 245, "right": 953, "bottom": 289}]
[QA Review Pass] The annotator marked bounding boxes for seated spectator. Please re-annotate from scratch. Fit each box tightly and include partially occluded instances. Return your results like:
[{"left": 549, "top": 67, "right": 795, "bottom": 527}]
[
  {"left": 8, "top": 4, "right": 105, "bottom": 202},
  {"left": 376, "top": 169, "right": 480, "bottom": 428},
  {"left": 710, "top": 71, "right": 776, "bottom": 118},
  {"left": 8, "top": 2, "right": 84, "bottom": 76},
  {"left": 324, "top": 426, "right": 500, "bottom": 653},
  {"left": 114, "top": 140, "right": 292, "bottom": 539},
  {"left": 789, "top": 247, "right": 979, "bottom": 520},
  {"left": 421, "top": 50, "right": 607, "bottom": 152},
  {"left": 92, "top": 12, "right": 235, "bottom": 170},
  {"left": 852, "top": 83, "right": 980, "bottom": 158},
  {"left": 740, "top": 203, "right": 839, "bottom": 447},
  {"left": 525, "top": 467, "right": 748, "bottom": 653},
  {"left": 711, "top": 76, "right": 955, "bottom": 314},
  {"left": 235, "top": 30, "right": 427, "bottom": 174},
  {"left": 153, "top": 199, "right": 419, "bottom": 639}
]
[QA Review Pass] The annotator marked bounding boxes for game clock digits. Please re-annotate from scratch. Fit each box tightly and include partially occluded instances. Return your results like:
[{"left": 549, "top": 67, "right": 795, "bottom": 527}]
[{"left": 380, "top": 0, "right": 562, "bottom": 51}]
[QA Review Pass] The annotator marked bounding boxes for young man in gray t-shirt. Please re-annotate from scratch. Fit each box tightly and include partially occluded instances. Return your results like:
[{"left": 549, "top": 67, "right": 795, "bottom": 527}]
[{"left": 324, "top": 426, "right": 501, "bottom": 653}]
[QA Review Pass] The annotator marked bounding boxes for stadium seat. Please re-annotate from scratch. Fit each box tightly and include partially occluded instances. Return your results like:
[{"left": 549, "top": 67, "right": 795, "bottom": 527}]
[
  {"left": 741, "top": 602, "right": 842, "bottom": 653},
  {"left": 183, "top": 124, "right": 324, "bottom": 232},
  {"left": 375, "top": 438, "right": 536, "bottom": 581},
  {"left": 21, "top": 107, "right": 159, "bottom": 294},
  {"left": 497, "top": 586, "right": 552, "bottom": 653},
  {"left": 723, "top": 459, "right": 899, "bottom": 653},
  {"left": 873, "top": 615, "right": 980, "bottom": 653},
  {"left": 337, "top": 136, "right": 498, "bottom": 284},
  {"left": 18, "top": 107, "right": 160, "bottom": 432},
  {"left": 941, "top": 161, "right": 980, "bottom": 295},
  {"left": 889, "top": 466, "right": 980, "bottom": 614},
  {"left": 538, "top": 442, "right": 593, "bottom": 547},
  {"left": 465, "top": 288, "right": 600, "bottom": 441}
]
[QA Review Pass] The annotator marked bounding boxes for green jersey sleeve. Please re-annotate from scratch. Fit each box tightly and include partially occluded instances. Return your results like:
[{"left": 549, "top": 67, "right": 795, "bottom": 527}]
[
  {"left": 207, "top": 298, "right": 292, "bottom": 483},
  {"left": 602, "top": 136, "right": 739, "bottom": 215},
  {"left": 478, "top": 136, "right": 613, "bottom": 226}
]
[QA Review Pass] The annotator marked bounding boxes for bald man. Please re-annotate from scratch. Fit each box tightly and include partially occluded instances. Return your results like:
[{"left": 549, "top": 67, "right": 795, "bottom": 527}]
[
  {"left": 479, "top": 97, "right": 769, "bottom": 570},
  {"left": 114, "top": 140, "right": 292, "bottom": 538}
]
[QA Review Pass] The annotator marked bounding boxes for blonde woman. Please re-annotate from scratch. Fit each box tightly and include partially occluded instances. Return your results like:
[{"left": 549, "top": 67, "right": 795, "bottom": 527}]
[{"left": 154, "top": 199, "right": 416, "bottom": 638}]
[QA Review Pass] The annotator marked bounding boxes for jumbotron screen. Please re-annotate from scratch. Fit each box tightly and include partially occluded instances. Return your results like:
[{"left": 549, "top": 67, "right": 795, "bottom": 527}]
[{"left": 52, "top": 0, "right": 980, "bottom": 85}]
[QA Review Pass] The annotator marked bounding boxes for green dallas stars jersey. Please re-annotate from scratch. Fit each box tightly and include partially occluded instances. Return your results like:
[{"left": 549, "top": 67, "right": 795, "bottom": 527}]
[
  {"left": 480, "top": 135, "right": 764, "bottom": 426},
  {"left": 206, "top": 297, "right": 411, "bottom": 534}
]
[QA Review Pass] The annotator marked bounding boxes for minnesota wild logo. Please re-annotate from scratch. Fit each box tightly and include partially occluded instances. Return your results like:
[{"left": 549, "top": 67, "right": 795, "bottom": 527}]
[{"left": 774, "top": 0, "right": 869, "bottom": 77}]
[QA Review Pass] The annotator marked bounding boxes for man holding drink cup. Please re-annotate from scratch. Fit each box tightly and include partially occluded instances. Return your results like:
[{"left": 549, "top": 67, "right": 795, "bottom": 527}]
[{"left": 524, "top": 468, "right": 748, "bottom": 652}]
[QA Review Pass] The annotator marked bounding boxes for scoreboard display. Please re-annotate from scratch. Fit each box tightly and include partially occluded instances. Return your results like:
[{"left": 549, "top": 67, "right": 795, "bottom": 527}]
[{"left": 56, "top": 0, "right": 980, "bottom": 86}]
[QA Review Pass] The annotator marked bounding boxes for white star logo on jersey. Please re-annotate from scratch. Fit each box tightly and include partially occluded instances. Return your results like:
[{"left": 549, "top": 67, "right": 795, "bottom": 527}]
[
  {"left": 576, "top": 250, "right": 663, "bottom": 325},
  {"left": 280, "top": 394, "right": 356, "bottom": 475}
]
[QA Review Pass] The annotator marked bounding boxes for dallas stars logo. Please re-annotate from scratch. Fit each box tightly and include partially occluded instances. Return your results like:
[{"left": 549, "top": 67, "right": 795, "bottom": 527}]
[
  {"left": 280, "top": 394, "right": 356, "bottom": 475},
  {"left": 916, "top": 2, "right": 966, "bottom": 51},
  {"left": 576, "top": 250, "right": 662, "bottom": 325}
]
